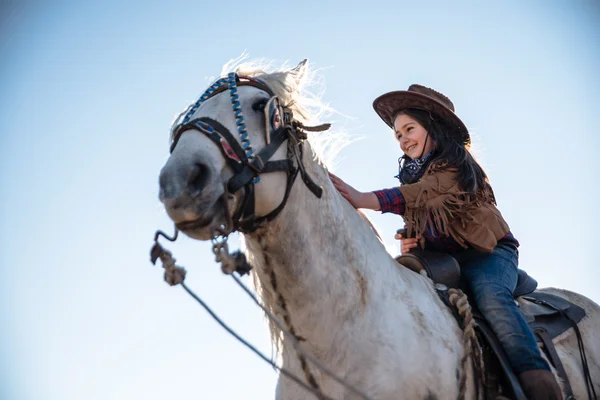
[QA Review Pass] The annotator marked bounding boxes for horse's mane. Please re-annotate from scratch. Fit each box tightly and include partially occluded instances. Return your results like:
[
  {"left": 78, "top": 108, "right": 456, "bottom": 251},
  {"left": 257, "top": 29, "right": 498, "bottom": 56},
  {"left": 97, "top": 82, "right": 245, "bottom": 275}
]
[{"left": 216, "top": 57, "right": 362, "bottom": 358}]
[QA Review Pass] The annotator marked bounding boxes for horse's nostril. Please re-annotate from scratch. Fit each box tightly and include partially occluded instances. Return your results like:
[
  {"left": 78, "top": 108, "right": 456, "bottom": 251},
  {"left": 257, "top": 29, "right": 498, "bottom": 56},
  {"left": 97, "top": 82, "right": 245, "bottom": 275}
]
[
  {"left": 159, "top": 170, "right": 179, "bottom": 200},
  {"left": 188, "top": 163, "right": 209, "bottom": 194}
]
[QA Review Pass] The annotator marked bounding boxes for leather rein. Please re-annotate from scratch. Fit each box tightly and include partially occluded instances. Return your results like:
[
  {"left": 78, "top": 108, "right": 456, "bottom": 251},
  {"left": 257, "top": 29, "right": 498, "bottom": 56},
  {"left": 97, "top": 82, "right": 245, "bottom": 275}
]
[{"left": 169, "top": 73, "right": 330, "bottom": 233}]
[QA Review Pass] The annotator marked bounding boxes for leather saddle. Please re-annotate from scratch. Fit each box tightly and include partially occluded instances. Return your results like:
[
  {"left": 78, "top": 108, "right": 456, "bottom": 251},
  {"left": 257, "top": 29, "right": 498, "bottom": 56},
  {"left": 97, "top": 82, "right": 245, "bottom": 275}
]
[
  {"left": 395, "top": 249, "right": 586, "bottom": 400},
  {"left": 396, "top": 249, "right": 539, "bottom": 298}
]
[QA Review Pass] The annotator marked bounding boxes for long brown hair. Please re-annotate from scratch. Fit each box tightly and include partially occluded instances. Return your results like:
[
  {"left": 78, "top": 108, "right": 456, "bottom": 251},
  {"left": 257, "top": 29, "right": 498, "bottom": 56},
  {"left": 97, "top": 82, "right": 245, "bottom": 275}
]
[{"left": 396, "top": 108, "right": 489, "bottom": 194}]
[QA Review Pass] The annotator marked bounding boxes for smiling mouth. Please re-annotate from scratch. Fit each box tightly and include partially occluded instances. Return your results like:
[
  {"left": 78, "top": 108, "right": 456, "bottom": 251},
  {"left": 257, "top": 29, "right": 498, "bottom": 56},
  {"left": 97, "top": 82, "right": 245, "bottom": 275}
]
[{"left": 406, "top": 144, "right": 417, "bottom": 153}]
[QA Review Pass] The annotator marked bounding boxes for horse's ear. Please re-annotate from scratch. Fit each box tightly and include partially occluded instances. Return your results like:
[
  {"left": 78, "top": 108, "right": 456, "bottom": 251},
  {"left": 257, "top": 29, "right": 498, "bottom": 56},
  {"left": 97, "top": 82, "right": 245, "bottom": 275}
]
[{"left": 289, "top": 59, "right": 308, "bottom": 85}]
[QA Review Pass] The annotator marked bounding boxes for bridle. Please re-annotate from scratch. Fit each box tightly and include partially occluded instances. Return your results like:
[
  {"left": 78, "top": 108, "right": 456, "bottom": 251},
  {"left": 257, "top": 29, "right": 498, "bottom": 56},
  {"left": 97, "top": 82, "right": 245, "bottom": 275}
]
[{"left": 169, "top": 72, "right": 330, "bottom": 233}]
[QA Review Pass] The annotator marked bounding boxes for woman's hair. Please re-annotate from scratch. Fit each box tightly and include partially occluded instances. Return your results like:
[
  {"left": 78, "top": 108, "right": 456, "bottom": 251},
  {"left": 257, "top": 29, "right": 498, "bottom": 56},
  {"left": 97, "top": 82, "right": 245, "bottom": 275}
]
[{"left": 395, "top": 108, "right": 489, "bottom": 194}]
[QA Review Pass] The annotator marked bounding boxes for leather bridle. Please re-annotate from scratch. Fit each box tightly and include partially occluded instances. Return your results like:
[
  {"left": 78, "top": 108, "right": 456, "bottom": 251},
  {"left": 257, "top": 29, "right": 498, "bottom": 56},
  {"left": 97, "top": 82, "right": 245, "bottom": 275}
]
[{"left": 169, "top": 73, "right": 329, "bottom": 233}]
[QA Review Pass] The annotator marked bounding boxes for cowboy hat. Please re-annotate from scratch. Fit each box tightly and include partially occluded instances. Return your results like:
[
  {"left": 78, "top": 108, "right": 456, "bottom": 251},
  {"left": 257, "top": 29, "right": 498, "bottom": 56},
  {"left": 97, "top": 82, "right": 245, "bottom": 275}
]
[{"left": 373, "top": 84, "right": 470, "bottom": 145}]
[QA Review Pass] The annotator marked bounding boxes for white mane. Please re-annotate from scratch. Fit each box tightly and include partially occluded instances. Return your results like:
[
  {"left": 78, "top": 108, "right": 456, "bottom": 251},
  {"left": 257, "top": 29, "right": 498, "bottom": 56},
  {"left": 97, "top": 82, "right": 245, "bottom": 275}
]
[{"left": 215, "top": 57, "right": 362, "bottom": 356}]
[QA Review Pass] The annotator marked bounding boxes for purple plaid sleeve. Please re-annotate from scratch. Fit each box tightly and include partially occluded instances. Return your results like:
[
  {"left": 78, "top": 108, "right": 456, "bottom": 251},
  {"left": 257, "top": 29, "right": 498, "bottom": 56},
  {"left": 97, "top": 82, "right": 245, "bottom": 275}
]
[{"left": 373, "top": 188, "right": 406, "bottom": 215}]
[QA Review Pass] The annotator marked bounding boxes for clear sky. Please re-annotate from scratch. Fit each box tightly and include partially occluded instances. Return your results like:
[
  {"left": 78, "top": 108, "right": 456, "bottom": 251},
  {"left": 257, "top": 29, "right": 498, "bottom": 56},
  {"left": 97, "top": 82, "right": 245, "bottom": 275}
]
[{"left": 1, "top": 1, "right": 598, "bottom": 399}]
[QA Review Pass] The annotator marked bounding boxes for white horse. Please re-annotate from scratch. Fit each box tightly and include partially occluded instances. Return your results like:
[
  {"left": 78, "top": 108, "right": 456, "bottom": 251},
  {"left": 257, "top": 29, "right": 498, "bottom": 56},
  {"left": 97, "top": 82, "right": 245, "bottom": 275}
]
[{"left": 158, "top": 60, "right": 600, "bottom": 399}]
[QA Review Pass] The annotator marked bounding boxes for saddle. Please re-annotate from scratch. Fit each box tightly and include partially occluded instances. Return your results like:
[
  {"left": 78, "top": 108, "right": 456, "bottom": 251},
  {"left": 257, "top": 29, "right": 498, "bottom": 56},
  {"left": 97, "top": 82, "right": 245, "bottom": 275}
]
[{"left": 396, "top": 250, "right": 587, "bottom": 400}]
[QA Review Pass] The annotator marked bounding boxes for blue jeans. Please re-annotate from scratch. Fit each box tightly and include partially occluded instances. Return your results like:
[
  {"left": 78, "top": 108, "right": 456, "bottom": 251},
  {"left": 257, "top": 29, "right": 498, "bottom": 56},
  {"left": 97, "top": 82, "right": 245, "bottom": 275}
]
[{"left": 453, "top": 242, "right": 550, "bottom": 374}]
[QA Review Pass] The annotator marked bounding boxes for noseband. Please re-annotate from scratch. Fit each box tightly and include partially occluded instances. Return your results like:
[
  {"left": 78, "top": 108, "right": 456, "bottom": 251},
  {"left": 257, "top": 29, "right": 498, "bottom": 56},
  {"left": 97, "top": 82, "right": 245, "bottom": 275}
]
[{"left": 170, "top": 72, "right": 329, "bottom": 233}]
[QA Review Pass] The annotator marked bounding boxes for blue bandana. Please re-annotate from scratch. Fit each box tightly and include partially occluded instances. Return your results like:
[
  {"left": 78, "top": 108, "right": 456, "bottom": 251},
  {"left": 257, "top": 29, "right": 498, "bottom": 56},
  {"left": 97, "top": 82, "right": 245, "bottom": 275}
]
[{"left": 395, "top": 149, "right": 435, "bottom": 185}]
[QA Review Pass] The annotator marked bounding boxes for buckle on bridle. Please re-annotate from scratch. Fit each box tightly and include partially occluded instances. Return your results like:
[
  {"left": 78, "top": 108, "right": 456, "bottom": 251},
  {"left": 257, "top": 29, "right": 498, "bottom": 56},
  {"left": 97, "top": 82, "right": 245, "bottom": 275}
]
[{"left": 248, "top": 155, "right": 265, "bottom": 173}]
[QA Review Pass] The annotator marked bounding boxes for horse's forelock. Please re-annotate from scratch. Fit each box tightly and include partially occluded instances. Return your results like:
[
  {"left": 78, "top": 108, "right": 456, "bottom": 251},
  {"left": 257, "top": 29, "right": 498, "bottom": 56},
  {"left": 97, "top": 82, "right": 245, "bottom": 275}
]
[{"left": 219, "top": 58, "right": 350, "bottom": 168}]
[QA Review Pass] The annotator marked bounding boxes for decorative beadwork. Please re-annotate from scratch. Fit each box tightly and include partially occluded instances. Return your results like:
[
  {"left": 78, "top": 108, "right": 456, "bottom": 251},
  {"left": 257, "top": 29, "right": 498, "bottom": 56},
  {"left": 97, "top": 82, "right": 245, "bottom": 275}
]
[
  {"left": 227, "top": 73, "right": 254, "bottom": 159},
  {"left": 182, "top": 77, "right": 229, "bottom": 124}
]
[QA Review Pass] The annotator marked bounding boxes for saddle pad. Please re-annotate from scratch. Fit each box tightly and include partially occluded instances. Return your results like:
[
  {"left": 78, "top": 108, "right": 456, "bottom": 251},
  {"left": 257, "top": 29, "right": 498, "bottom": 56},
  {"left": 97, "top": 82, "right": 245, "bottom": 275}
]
[{"left": 518, "top": 291, "right": 586, "bottom": 341}]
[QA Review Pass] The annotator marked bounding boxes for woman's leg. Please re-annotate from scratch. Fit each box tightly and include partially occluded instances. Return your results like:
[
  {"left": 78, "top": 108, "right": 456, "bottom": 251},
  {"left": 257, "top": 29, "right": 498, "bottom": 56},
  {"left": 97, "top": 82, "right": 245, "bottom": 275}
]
[
  {"left": 459, "top": 243, "right": 549, "bottom": 374},
  {"left": 459, "top": 243, "right": 562, "bottom": 399}
]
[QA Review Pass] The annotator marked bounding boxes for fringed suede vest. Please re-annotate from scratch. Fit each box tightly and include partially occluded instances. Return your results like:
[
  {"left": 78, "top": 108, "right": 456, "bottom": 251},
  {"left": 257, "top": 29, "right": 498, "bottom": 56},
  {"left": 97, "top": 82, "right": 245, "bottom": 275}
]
[{"left": 399, "top": 163, "right": 510, "bottom": 253}]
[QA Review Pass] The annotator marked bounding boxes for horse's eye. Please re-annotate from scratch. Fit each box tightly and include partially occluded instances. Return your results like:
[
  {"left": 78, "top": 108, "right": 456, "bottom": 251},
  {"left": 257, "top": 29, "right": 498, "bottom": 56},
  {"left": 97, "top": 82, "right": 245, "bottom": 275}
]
[{"left": 252, "top": 99, "right": 267, "bottom": 112}]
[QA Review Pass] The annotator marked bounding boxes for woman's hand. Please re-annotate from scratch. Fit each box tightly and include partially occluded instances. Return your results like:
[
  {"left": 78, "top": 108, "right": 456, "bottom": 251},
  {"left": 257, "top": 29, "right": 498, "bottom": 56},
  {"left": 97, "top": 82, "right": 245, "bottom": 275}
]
[
  {"left": 394, "top": 231, "right": 421, "bottom": 254},
  {"left": 329, "top": 172, "right": 365, "bottom": 209},
  {"left": 328, "top": 172, "right": 381, "bottom": 210}
]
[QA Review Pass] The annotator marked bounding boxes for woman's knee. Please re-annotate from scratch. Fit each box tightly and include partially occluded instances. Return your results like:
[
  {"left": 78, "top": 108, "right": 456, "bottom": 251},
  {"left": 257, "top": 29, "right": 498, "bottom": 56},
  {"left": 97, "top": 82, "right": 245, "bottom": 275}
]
[{"left": 471, "top": 281, "right": 516, "bottom": 314}]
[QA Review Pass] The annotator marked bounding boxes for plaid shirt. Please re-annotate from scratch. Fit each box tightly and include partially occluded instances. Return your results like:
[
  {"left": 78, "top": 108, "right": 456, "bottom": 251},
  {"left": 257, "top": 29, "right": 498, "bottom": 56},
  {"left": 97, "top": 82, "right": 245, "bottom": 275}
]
[
  {"left": 373, "top": 188, "right": 519, "bottom": 252},
  {"left": 373, "top": 188, "right": 406, "bottom": 215}
]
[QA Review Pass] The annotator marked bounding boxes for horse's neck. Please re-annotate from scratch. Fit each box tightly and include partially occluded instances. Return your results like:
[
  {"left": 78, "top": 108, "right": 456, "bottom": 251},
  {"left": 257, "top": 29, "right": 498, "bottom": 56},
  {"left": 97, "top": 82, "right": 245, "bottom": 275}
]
[{"left": 244, "top": 153, "right": 421, "bottom": 347}]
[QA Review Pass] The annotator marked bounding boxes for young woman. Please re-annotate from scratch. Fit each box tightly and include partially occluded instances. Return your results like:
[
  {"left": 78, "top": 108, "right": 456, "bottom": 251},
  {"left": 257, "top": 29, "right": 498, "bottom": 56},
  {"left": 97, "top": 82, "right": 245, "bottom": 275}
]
[{"left": 329, "top": 85, "right": 562, "bottom": 400}]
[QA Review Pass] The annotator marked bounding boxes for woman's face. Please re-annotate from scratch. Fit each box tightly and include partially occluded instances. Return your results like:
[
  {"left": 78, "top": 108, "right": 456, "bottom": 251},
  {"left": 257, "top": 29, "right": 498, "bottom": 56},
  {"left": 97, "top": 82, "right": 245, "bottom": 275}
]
[{"left": 393, "top": 113, "right": 435, "bottom": 159}]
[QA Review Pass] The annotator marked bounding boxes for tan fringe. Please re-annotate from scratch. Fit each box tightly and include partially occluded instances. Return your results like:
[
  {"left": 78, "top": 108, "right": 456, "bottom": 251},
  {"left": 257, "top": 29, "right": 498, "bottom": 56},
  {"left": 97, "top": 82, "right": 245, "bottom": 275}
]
[{"left": 404, "top": 183, "right": 495, "bottom": 248}]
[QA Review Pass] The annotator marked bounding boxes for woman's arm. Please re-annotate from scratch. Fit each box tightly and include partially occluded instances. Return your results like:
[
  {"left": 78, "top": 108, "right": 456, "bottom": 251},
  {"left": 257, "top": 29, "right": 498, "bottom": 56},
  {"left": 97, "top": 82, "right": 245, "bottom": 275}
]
[{"left": 372, "top": 187, "right": 406, "bottom": 215}]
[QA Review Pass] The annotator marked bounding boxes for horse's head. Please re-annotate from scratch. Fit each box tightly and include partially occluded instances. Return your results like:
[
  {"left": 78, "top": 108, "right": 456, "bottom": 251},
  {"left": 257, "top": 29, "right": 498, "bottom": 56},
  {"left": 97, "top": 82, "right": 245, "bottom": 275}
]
[{"left": 158, "top": 60, "right": 327, "bottom": 240}]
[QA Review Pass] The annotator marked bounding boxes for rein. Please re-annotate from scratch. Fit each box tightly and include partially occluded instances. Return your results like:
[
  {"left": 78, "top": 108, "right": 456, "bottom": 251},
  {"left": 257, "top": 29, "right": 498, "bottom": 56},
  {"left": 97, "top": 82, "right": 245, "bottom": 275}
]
[{"left": 150, "top": 228, "right": 372, "bottom": 400}]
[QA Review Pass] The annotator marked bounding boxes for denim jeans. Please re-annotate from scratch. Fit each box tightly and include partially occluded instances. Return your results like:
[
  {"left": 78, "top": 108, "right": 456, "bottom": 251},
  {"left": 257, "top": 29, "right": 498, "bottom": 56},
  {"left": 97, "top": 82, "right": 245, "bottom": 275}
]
[{"left": 452, "top": 242, "right": 550, "bottom": 374}]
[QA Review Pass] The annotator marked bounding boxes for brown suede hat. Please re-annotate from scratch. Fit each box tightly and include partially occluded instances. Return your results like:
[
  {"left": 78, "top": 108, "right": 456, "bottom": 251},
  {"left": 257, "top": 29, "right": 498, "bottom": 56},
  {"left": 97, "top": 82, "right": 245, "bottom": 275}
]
[{"left": 373, "top": 84, "right": 470, "bottom": 146}]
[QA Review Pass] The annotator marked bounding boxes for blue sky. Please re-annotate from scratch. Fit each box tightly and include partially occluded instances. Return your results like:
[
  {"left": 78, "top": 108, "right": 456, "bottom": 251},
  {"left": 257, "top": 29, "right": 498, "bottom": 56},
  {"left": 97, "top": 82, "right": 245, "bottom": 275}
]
[{"left": 1, "top": 1, "right": 598, "bottom": 399}]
